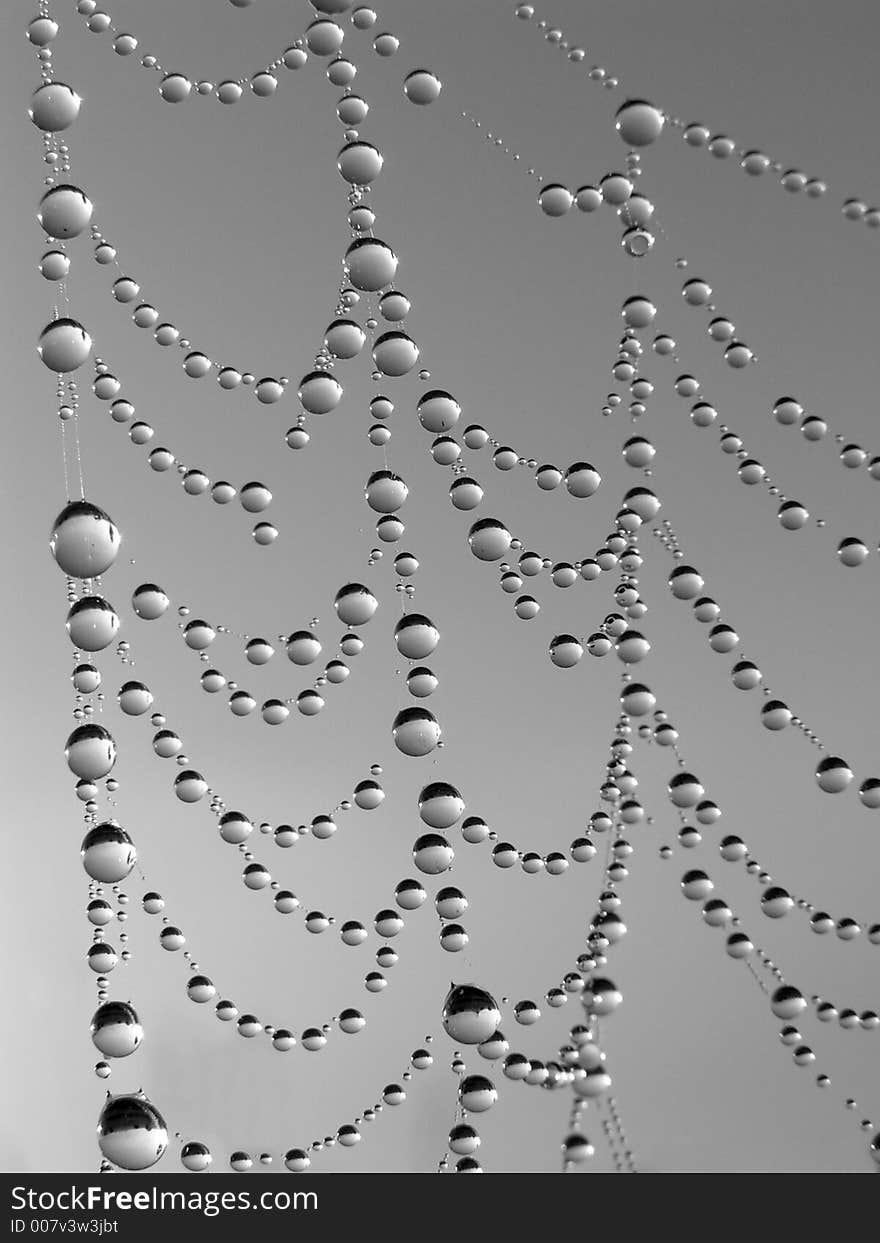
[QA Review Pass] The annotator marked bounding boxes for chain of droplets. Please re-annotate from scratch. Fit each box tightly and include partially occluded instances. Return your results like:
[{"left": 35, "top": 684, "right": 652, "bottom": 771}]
[
  {"left": 595, "top": 167, "right": 877, "bottom": 570},
  {"left": 484, "top": 769, "right": 641, "bottom": 1116},
  {"left": 117, "top": 256, "right": 402, "bottom": 715},
  {"left": 548, "top": 161, "right": 658, "bottom": 260},
  {"left": 413, "top": 364, "right": 655, "bottom": 625},
  {"left": 84, "top": 216, "right": 376, "bottom": 421},
  {"left": 439, "top": 487, "right": 656, "bottom": 624},
  {"left": 649, "top": 269, "right": 879, "bottom": 563},
  {"left": 441, "top": 1032, "right": 599, "bottom": 1173},
  {"left": 439, "top": 818, "right": 630, "bottom": 1171},
  {"left": 30, "top": 10, "right": 150, "bottom": 1157},
  {"left": 74, "top": 579, "right": 382, "bottom": 813},
  {"left": 305, "top": 29, "right": 666, "bottom": 606},
  {"left": 766, "top": 394, "right": 880, "bottom": 502},
  {"left": 553, "top": 784, "right": 635, "bottom": 1148},
  {"left": 171, "top": 1039, "right": 437, "bottom": 1174},
  {"left": 674, "top": 120, "right": 880, "bottom": 233},
  {"left": 440, "top": 97, "right": 666, "bottom": 268},
  {"left": 651, "top": 318, "right": 875, "bottom": 566},
  {"left": 67, "top": 2, "right": 408, "bottom": 113},
  {"left": 492, "top": 500, "right": 654, "bottom": 629},
  {"left": 666, "top": 279, "right": 879, "bottom": 527},
  {"left": 644, "top": 726, "right": 879, "bottom": 1019},
  {"left": 447, "top": 1049, "right": 576, "bottom": 1173},
  {"left": 625, "top": 160, "right": 880, "bottom": 506},
  {"left": 609, "top": 553, "right": 727, "bottom": 844},
  {"left": 78, "top": 578, "right": 361, "bottom": 733},
  {"left": 32, "top": 64, "right": 182, "bottom": 531},
  {"left": 745, "top": 899, "right": 879, "bottom": 1041},
  {"left": 628, "top": 640, "right": 880, "bottom": 1161},
  {"left": 127, "top": 859, "right": 405, "bottom": 1060},
  {"left": 106, "top": 627, "right": 440, "bottom": 954},
  {"left": 626, "top": 691, "right": 722, "bottom": 847},
  {"left": 546, "top": 511, "right": 651, "bottom": 663},
  {"left": 145, "top": 563, "right": 412, "bottom": 730},
  {"left": 41, "top": 69, "right": 402, "bottom": 452},
  {"left": 172, "top": 605, "right": 364, "bottom": 725},
  {"left": 31, "top": 24, "right": 286, "bottom": 540},
  {"left": 73, "top": 627, "right": 129, "bottom": 1005},
  {"left": 58, "top": 39, "right": 423, "bottom": 431},
  {"left": 511, "top": 4, "right": 880, "bottom": 234},
  {"left": 439, "top": 472, "right": 633, "bottom": 620},
  {"left": 452, "top": 707, "right": 635, "bottom": 877},
  {"left": 87, "top": 855, "right": 394, "bottom": 1068},
  {"left": 88, "top": 347, "right": 283, "bottom": 542},
  {"left": 104, "top": 64, "right": 444, "bottom": 747},
  {"left": 458, "top": 108, "right": 552, "bottom": 186},
  {"left": 677, "top": 862, "right": 879, "bottom": 1163},
  {"left": 249, "top": 1042, "right": 438, "bottom": 1173},
  {"left": 507, "top": 10, "right": 665, "bottom": 260},
  {"left": 309, "top": 64, "right": 663, "bottom": 691},
  {"left": 31, "top": 17, "right": 89, "bottom": 503},
  {"left": 457, "top": 101, "right": 664, "bottom": 262},
  {"left": 69, "top": 0, "right": 317, "bottom": 106},
  {"left": 353, "top": 1, "right": 570, "bottom": 199},
  {"left": 303, "top": 33, "right": 658, "bottom": 655},
  {"left": 50, "top": 262, "right": 85, "bottom": 499},
  {"left": 133, "top": 608, "right": 387, "bottom": 822},
  {"left": 503, "top": 732, "right": 638, "bottom": 1039},
  {"left": 716, "top": 834, "right": 880, "bottom": 964},
  {"left": 399, "top": 106, "right": 671, "bottom": 831},
  {"left": 489, "top": 1008, "right": 604, "bottom": 1098},
  {"left": 430, "top": 737, "right": 638, "bottom": 1146},
  {"left": 381, "top": 532, "right": 491, "bottom": 959},
  {"left": 68, "top": 603, "right": 359, "bottom": 922},
  {"left": 133, "top": 582, "right": 320, "bottom": 647},
  {"left": 632, "top": 680, "right": 880, "bottom": 1018},
  {"left": 597, "top": 1096, "right": 626, "bottom": 1174},
  {"left": 604, "top": 1092, "right": 638, "bottom": 1173},
  {"left": 650, "top": 713, "right": 880, "bottom": 1020},
  {"left": 619, "top": 561, "right": 734, "bottom": 878},
  {"left": 438, "top": 1055, "right": 487, "bottom": 1173},
  {"left": 748, "top": 938, "right": 875, "bottom": 1132},
  {"left": 86, "top": 883, "right": 130, "bottom": 1040},
  {"left": 648, "top": 729, "right": 873, "bottom": 923},
  {"left": 561, "top": 1100, "right": 595, "bottom": 1171},
  {"left": 429, "top": 416, "right": 610, "bottom": 516},
  {"left": 67, "top": 611, "right": 157, "bottom": 1155},
  {"left": 32, "top": 38, "right": 447, "bottom": 455},
  {"left": 117, "top": 607, "right": 477, "bottom": 962},
  {"left": 459, "top": 13, "right": 620, "bottom": 185},
  {"left": 600, "top": 306, "right": 657, "bottom": 423},
  {"left": 443, "top": 1025, "right": 569, "bottom": 1121},
  {"left": 651, "top": 516, "right": 880, "bottom": 807},
  {"left": 573, "top": 797, "right": 629, "bottom": 1010}
]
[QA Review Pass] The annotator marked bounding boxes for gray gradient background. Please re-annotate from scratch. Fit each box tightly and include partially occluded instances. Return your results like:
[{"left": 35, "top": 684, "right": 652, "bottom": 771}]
[{"left": 3, "top": 0, "right": 880, "bottom": 1174}]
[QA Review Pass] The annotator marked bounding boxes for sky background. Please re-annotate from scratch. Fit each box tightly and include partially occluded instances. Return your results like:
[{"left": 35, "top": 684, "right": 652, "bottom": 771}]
[{"left": 3, "top": 0, "right": 880, "bottom": 1174}]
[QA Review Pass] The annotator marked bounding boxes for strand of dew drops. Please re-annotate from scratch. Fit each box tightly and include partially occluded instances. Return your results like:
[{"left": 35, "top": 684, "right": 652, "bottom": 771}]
[{"left": 510, "top": 3, "right": 879, "bottom": 233}]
